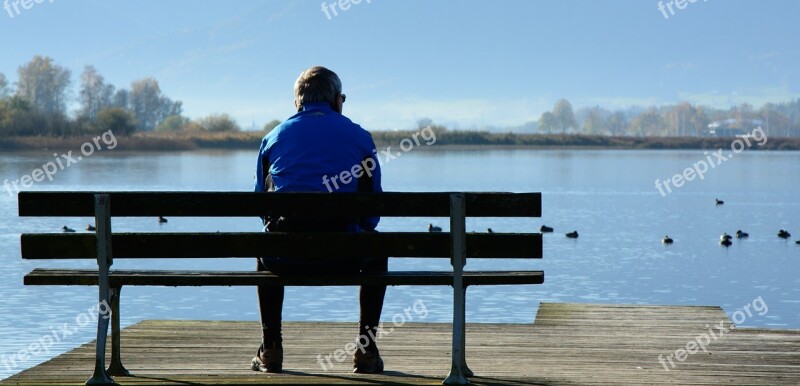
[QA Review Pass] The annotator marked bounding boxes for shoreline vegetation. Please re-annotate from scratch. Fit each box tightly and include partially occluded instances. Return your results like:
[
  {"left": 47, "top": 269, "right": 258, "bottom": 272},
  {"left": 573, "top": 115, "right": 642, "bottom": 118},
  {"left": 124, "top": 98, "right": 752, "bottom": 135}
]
[
  {"left": 2, "top": 129, "right": 800, "bottom": 152},
  {"left": 3, "top": 56, "right": 800, "bottom": 154}
]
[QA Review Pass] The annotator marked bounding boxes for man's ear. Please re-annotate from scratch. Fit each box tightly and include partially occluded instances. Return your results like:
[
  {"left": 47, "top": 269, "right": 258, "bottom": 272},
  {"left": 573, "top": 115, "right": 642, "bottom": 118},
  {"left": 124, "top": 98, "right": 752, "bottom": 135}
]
[{"left": 331, "top": 94, "right": 342, "bottom": 113}]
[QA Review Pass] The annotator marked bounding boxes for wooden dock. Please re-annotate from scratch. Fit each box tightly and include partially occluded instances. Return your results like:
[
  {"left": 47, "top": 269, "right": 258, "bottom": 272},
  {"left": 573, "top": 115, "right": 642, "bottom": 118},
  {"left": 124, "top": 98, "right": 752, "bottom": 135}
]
[{"left": 2, "top": 302, "right": 799, "bottom": 385}]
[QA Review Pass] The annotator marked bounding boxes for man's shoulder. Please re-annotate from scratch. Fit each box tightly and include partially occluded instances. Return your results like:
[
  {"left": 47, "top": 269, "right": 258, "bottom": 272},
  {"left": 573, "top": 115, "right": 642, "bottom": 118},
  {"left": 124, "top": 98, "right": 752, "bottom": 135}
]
[
  {"left": 307, "top": 111, "right": 371, "bottom": 138},
  {"left": 348, "top": 121, "right": 375, "bottom": 144},
  {"left": 265, "top": 116, "right": 301, "bottom": 137},
  {"left": 265, "top": 110, "right": 373, "bottom": 144}
]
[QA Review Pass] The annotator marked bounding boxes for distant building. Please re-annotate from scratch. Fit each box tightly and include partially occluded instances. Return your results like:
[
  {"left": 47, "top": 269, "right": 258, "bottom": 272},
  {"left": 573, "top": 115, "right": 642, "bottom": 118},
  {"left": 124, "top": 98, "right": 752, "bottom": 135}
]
[{"left": 708, "top": 118, "right": 762, "bottom": 137}]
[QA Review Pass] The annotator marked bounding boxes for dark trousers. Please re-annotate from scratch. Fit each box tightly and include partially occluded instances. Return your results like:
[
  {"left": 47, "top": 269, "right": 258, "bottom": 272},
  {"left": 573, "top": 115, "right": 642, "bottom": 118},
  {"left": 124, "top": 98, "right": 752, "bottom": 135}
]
[{"left": 257, "top": 255, "right": 388, "bottom": 347}]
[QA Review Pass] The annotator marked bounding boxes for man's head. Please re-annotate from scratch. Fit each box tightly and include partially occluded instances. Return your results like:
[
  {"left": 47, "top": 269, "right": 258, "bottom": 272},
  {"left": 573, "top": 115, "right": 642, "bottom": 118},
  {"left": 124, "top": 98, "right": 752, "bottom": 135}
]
[{"left": 294, "top": 66, "right": 345, "bottom": 113}]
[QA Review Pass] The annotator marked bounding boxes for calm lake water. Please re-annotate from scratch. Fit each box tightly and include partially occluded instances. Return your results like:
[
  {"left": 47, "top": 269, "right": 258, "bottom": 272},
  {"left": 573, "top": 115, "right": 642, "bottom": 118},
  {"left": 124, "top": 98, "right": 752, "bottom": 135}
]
[{"left": 1, "top": 147, "right": 798, "bottom": 379}]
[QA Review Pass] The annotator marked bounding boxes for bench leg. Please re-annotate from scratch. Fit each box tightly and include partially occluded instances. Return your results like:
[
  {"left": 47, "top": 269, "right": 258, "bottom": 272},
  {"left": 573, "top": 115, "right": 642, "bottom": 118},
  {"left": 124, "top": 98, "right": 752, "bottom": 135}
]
[
  {"left": 86, "top": 279, "right": 115, "bottom": 385},
  {"left": 444, "top": 193, "right": 470, "bottom": 385},
  {"left": 444, "top": 284, "right": 469, "bottom": 385},
  {"left": 106, "top": 286, "right": 130, "bottom": 376},
  {"left": 460, "top": 287, "right": 473, "bottom": 377},
  {"left": 87, "top": 193, "right": 117, "bottom": 386}
]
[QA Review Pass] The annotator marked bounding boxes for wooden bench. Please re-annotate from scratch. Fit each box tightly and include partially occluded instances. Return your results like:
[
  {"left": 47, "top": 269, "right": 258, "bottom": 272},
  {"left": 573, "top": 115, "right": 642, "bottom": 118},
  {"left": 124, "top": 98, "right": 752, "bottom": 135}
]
[{"left": 18, "top": 191, "right": 543, "bottom": 385}]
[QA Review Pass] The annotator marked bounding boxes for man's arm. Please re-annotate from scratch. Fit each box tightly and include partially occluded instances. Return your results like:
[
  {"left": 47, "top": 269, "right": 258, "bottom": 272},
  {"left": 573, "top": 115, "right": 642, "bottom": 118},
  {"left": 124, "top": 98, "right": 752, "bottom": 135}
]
[
  {"left": 357, "top": 141, "right": 382, "bottom": 230},
  {"left": 255, "top": 138, "right": 269, "bottom": 193}
]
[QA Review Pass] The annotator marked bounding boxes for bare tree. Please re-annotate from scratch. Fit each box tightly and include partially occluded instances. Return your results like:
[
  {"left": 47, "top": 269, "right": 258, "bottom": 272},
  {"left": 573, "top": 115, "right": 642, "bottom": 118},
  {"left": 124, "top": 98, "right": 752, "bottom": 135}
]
[
  {"left": 553, "top": 99, "right": 577, "bottom": 134},
  {"left": 607, "top": 111, "right": 628, "bottom": 136},
  {"left": 416, "top": 117, "right": 433, "bottom": 130},
  {"left": 0, "top": 72, "right": 9, "bottom": 98},
  {"left": 112, "top": 89, "right": 129, "bottom": 109},
  {"left": 664, "top": 102, "right": 708, "bottom": 137},
  {"left": 688, "top": 105, "right": 709, "bottom": 137},
  {"left": 129, "top": 78, "right": 162, "bottom": 131},
  {"left": 16, "top": 56, "right": 72, "bottom": 116},
  {"left": 581, "top": 106, "right": 609, "bottom": 135},
  {"left": 160, "top": 96, "right": 182, "bottom": 117},
  {"left": 129, "top": 78, "right": 182, "bottom": 131},
  {"left": 538, "top": 111, "right": 557, "bottom": 134},
  {"left": 79, "top": 66, "right": 115, "bottom": 122},
  {"left": 629, "top": 107, "right": 665, "bottom": 137}
]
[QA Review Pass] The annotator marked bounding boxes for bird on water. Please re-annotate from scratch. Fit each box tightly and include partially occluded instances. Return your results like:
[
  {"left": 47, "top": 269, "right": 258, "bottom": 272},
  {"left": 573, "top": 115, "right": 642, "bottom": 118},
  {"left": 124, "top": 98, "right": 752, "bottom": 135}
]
[
  {"left": 86, "top": 224, "right": 96, "bottom": 231},
  {"left": 62, "top": 226, "right": 75, "bottom": 233},
  {"left": 566, "top": 231, "right": 579, "bottom": 239},
  {"left": 540, "top": 225, "right": 554, "bottom": 233},
  {"left": 158, "top": 216, "right": 168, "bottom": 224},
  {"left": 428, "top": 224, "right": 442, "bottom": 232},
  {"left": 735, "top": 230, "right": 748, "bottom": 239},
  {"left": 778, "top": 229, "right": 791, "bottom": 239},
  {"left": 662, "top": 235, "right": 673, "bottom": 244},
  {"left": 715, "top": 198, "right": 724, "bottom": 205}
]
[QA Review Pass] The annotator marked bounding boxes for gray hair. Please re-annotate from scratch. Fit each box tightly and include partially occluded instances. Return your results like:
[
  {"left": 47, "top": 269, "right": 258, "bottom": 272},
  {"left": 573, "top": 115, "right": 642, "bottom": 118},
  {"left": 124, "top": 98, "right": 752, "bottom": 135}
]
[{"left": 294, "top": 66, "right": 342, "bottom": 107}]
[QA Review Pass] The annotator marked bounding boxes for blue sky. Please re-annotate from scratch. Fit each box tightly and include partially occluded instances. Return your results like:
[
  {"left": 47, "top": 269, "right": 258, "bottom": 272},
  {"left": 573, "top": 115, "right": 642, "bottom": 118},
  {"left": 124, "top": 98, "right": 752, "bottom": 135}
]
[{"left": 1, "top": 0, "right": 798, "bottom": 130}]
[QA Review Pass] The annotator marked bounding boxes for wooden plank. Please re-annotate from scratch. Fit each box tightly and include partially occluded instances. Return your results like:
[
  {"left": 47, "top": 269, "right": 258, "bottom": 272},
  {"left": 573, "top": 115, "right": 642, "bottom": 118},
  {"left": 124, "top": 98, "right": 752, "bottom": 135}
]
[
  {"left": 17, "top": 191, "right": 541, "bottom": 218},
  {"left": 23, "top": 269, "right": 545, "bottom": 287},
  {"left": 21, "top": 232, "right": 543, "bottom": 259},
  {"left": 3, "top": 304, "right": 800, "bottom": 385}
]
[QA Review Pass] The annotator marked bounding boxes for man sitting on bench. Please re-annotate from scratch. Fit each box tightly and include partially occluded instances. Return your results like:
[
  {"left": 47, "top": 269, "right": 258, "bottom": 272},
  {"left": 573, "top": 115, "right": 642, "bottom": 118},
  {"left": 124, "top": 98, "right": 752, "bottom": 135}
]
[{"left": 252, "top": 66, "right": 387, "bottom": 374}]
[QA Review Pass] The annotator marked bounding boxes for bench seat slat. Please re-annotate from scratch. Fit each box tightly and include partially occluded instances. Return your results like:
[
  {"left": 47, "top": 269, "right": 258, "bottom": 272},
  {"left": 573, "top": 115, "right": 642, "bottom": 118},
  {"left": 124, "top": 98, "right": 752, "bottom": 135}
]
[
  {"left": 24, "top": 269, "right": 544, "bottom": 287},
  {"left": 21, "top": 232, "right": 543, "bottom": 259},
  {"left": 18, "top": 192, "right": 541, "bottom": 218}
]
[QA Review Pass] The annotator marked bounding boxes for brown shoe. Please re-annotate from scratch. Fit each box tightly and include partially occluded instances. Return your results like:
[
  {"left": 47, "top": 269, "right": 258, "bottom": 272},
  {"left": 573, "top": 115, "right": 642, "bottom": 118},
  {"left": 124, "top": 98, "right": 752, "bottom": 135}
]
[
  {"left": 353, "top": 345, "right": 384, "bottom": 374},
  {"left": 251, "top": 343, "right": 283, "bottom": 373}
]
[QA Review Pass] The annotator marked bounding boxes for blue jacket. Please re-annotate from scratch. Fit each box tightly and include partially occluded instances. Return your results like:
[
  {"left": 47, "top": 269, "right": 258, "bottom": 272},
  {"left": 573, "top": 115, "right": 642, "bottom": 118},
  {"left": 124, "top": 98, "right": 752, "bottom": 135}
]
[{"left": 255, "top": 102, "right": 382, "bottom": 231}]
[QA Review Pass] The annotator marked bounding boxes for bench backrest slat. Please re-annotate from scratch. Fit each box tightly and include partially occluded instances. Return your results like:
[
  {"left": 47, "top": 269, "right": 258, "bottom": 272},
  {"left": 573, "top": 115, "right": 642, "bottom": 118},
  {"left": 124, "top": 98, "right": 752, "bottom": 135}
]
[
  {"left": 21, "top": 232, "right": 543, "bottom": 259},
  {"left": 18, "top": 192, "right": 541, "bottom": 218}
]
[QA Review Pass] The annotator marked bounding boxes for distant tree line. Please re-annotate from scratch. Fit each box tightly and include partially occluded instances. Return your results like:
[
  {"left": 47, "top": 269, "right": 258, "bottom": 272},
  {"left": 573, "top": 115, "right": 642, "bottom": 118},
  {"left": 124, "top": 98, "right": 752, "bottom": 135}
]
[
  {"left": 0, "top": 56, "right": 246, "bottom": 137},
  {"left": 369, "top": 125, "right": 800, "bottom": 150},
  {"left": 3, "top": 56, "right": 799, "bottom": 139},
  {"left": 537, "top": 98, "right": 800, "bottom": 138}
]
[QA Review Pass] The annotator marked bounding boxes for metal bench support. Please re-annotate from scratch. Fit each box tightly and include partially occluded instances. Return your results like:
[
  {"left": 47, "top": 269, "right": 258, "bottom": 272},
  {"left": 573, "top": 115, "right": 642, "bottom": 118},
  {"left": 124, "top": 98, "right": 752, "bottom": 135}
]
[
  {"left": 86, "top": 194, "right": 116, "bottom": 386},
  {"left": 106, "top": 285, "right": 129, "bottom": 376},
  {"left": 444, "top": 193, "right": 472, "bottom": 385}
]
